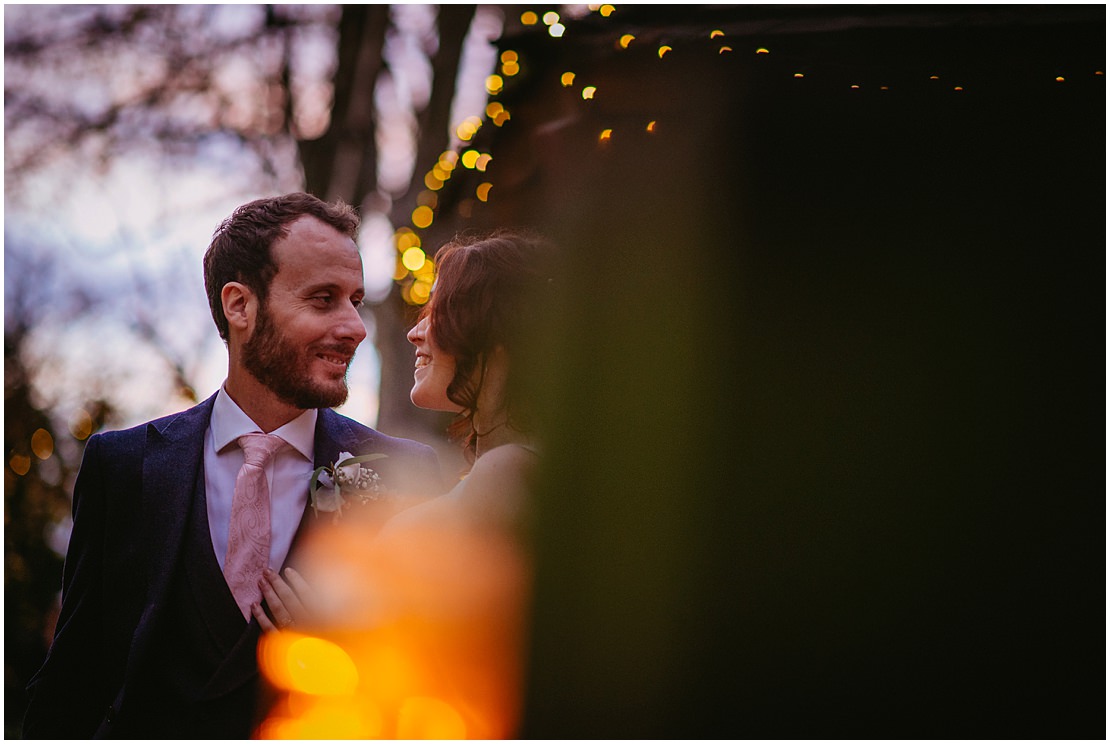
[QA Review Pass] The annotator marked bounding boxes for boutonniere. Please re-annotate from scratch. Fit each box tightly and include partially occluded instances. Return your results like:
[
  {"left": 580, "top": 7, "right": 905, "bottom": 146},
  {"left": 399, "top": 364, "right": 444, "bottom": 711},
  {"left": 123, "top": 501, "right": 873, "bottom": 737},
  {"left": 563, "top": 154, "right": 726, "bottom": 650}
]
[{"left": 309, "top": 451, "right": 387, "bottom": 521}]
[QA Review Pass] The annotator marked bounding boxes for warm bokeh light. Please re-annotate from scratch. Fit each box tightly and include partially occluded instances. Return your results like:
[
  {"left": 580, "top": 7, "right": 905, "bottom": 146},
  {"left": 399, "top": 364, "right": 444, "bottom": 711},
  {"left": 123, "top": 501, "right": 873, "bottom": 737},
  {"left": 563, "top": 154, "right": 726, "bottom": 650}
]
[
  {"left": 258, "top": 503, "right": 530, "bottom": 738},
  {"left": 710, "top": 29, "right": 724, "bottom": 38},
  {"left": 756, "top": 47, "right": 770, "bottom": 54},
  {"left": 395, "top": 228, "right": 420, "bottom": 251},
  {"left": 413, "top": 256, "right": 435, "bottom": 283},
  {"left": 456, "top": 119, "right": 478, "bottom": 141},
  {"left": 70, "top": 408, "right": 93, "bottom": 440},
  {"left": 549, "top": 23, "right": 565, "bottom": 38},
  {"left": 402, "top": 247, "right": 427, "bottom": 272},
  {"left": 31, "top": 428, "right": 54, "bottom": 460},
  {"left": 599, "top": 128, "right": 612, "bottom": 142},
  {"left": 484, "top": 73, "right": 504, "bottom": 95},
  {"left": 560, "top": 71, "right": 576, "bottom": 87},
  {"left": 411, "top": 205, "right": 434, "bottom": 229},
  {"left": 461, "top": 149, "right": 480, "bottom": 169},
  {"left": 646, "top": 120, "right": 656, "bottom": 132},
  {"left": 393, "top": 257, "right": 409, "bottom": 282},
  {"left": 476, "top": 182, "right": 492, "bottom": 202},
  {"left": 475, "top": 153, "right": 492, "bottom": 171},
  {"left": 520, "top": 11, "right": 538, "bottom": 25},
  {"left": 500, "top": 50, "right": 518, "bottom": 65},
  {"left": 658, "top": 45, "right": 672, "bottom": 58},
  {"left": 794, "top": 72, "right": 805, "bottom": 78},
  {"left": 9, "top": 454, "right": 31, "bottom": 476},
  {"left": 619, "top": 34, "right": 635, "bottom": 49},
  {"left": 416, "top": 190, "right": 438, "bottom": 209},
  {"left": 599, "top": 4, "right": 615, "bottom": 17},
  {"left": 1055, "top": 76, "right": 1065, "bottom": 82},
  {"left": 438, "top": 150, "right": 459, "bottom": 169},
  {"left": 259, "top": 697, "right": 379, "bottom": 739},
  {"left": 954, "top": 86, "right": 965, "bottom": 91},
  {"left": 502, "top": 61, "right": 520, "bottom": 76},
  {"left": 258, "top": 632, "right": 358, "bottom": 695},
  {"left": 396, "top": 697, "right": 467, "bottom": 739},
  {"left": 410, "top": 278, "right": 432, "bottom": 304},
  {"left": 719, "top": 46, "right": 733, "bottom": 54},
  {"left": 582, "top": 86, "right": 597, "bottom": 100},
  {"left": 423, "top": 171, "right": 443, "bottom": 190},
  {"left": 542, "top": 11, "right": 560, "bottom": 26}
]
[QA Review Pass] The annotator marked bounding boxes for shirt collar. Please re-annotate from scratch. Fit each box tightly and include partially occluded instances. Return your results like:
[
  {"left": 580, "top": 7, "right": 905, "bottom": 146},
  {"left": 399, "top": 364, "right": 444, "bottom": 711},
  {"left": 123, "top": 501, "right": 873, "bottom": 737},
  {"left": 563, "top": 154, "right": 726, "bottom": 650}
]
[{"left": 211, "top": 385, "right": 317, "bottom": 462}]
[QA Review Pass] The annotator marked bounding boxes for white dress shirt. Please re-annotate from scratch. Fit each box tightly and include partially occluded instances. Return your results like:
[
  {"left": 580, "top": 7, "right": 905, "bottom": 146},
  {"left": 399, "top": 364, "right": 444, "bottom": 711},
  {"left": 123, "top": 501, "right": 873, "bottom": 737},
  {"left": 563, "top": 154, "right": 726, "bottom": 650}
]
[{"left": 204, "top": 385, "right": 317, "bottom": 572}]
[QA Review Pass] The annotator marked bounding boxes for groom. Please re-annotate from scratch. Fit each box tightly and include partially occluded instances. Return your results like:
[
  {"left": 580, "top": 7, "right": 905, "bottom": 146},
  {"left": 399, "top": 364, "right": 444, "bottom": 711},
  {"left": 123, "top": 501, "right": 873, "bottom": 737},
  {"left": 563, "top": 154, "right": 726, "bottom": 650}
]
[{"left": 22, "top": 193, "right": 444, "bottom": 739}]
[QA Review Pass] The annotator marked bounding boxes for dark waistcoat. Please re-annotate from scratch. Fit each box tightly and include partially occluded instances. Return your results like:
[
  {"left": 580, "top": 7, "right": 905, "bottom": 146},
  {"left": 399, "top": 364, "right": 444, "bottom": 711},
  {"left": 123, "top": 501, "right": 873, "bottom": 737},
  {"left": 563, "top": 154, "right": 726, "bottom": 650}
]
[{"left": 113, "top": 474, "right": 268, "bottom": 739}]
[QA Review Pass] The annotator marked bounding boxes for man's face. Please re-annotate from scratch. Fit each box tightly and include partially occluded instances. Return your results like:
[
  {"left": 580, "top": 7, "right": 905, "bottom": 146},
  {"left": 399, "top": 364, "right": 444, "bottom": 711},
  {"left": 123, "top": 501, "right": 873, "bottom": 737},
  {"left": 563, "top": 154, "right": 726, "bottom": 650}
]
[{"left": 242, "top": 215, "right": 367, "bottom": 409}]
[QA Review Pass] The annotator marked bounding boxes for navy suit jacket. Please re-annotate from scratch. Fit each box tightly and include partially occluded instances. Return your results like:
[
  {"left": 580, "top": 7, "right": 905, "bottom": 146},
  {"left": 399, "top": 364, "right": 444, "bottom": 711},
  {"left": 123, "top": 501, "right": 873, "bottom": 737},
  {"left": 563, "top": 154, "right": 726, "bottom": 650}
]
[{"left": 22, "top": 394, "right": 443, "bottom": 739}]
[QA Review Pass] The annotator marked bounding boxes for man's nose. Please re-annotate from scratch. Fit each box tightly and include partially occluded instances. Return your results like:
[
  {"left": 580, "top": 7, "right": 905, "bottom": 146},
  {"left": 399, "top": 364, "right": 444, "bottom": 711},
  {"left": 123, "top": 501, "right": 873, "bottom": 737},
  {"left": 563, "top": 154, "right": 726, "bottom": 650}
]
[{"left": 336, "top": 303, "right": 368, "bottom": 343}]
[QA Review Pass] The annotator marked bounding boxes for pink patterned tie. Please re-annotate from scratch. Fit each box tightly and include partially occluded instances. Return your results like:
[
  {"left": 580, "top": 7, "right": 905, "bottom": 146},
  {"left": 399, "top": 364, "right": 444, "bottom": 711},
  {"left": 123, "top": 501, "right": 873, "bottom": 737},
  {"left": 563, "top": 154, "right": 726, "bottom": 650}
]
[{"left": 224, "top": 433, "right": 288, "bottom": 621}]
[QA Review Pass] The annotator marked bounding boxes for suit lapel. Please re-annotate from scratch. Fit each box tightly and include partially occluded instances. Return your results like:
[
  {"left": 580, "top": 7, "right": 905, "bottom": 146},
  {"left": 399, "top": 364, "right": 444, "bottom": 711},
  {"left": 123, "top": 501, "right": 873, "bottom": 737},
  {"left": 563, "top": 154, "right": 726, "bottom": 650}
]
[
  {"left": 124, "top": 396, "right": 216, "bottom": 677},
  {"left": 285, "top": 409, "right": 372, "bottom": 568}
]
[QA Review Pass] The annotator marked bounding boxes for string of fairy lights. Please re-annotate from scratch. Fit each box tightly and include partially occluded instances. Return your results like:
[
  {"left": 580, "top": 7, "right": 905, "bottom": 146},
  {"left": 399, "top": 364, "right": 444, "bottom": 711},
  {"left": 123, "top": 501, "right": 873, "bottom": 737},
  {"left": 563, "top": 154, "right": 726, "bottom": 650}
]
[{"left": 391, "top": 3, "right": 1104, "bottom": 306}]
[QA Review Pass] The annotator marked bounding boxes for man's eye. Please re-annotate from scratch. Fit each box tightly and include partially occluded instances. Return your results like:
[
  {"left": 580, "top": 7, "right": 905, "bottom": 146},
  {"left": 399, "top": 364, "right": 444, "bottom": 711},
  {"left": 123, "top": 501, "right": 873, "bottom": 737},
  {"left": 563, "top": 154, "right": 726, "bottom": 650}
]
[
  {"left": 311, "top": 295, "right": 333, "bottom": 305},
  {"left": 352, "top": 298, "right": 365, "bottom": 309}
]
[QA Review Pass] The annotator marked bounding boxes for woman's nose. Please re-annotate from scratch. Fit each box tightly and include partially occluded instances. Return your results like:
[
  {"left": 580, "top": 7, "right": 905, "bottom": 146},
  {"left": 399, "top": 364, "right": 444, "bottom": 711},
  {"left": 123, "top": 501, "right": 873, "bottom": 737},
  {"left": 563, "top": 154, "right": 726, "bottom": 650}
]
[{"left": 407, "top": 317, "right": 427, "bottom": 345}]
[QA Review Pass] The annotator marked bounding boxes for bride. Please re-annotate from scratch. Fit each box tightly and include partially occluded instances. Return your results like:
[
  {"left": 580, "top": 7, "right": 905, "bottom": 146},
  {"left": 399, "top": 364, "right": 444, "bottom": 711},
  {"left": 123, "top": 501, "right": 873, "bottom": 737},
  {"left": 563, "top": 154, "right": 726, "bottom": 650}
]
[{"left": 254, "top": 230, "right": 556, "bottom": 738}]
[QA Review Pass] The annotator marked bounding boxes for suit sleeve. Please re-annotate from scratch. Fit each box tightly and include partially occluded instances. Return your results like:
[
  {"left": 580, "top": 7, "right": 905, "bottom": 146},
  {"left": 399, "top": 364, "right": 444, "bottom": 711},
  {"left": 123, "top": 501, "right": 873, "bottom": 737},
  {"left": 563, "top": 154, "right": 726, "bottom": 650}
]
[{"left": 22, "top": 433, "right": 126, "bottom": 739}]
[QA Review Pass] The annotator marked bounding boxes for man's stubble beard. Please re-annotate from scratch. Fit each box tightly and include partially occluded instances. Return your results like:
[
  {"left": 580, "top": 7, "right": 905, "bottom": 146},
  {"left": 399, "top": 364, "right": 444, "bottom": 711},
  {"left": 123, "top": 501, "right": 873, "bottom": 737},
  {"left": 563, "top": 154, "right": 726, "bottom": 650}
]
[{"left": 241, "top": 301, "right": 354, "bottom": 410}]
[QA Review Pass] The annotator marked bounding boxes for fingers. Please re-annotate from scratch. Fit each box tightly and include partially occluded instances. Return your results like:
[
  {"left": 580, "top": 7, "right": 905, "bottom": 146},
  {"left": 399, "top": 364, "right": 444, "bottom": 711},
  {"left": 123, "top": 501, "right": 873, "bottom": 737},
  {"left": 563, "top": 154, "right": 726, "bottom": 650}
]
[
  {"left": 251, "top": 601, "right": 277, "bottom": 633},
  {"left": 258, "top": 570, "right": 301, "bottom": 630},
  {"left": 281, "top": 567, "right": 318, "bottom": 606},
  {"left": 258, "top": 567, "right": 314, "bottom": 631}
]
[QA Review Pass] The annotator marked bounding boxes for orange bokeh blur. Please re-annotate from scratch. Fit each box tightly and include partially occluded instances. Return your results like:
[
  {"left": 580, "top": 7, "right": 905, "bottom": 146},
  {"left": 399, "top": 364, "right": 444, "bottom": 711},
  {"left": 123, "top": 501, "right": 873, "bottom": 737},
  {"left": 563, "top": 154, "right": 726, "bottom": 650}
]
[{"left": 257, "top": 508, "right": 529, "bottom": 739}]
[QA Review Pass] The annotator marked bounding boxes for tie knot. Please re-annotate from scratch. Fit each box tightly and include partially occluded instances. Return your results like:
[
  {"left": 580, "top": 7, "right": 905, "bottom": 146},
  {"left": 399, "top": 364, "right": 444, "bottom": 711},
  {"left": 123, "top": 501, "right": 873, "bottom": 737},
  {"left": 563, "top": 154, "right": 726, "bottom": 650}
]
[{"left": 238, "top": 433, "right": 288, "bottom": 468}]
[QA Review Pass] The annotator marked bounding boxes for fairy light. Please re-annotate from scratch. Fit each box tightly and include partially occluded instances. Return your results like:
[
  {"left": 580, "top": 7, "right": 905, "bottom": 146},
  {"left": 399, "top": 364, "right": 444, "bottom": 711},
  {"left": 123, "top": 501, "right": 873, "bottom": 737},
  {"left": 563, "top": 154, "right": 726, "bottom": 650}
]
[
  {"left": 387, "top": 10, "right": 1101, "bottom": 308},
  {"left": 402, "top": 247, "right": 427, "bottom": 272},
  {"left": 500, "top": 50, "right": 520, "bottom": 76},
  {"left": 412, "top": 205, "right": 433, "bottom": 229},
  {"left": 10, "top": 454, "right": 31, "bottom": 476}
]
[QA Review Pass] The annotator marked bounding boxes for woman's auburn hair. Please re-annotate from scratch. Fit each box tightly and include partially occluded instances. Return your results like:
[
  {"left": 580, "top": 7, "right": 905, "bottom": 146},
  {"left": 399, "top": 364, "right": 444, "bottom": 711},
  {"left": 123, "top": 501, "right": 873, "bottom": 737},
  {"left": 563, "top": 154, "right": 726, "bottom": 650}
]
[{"left": 423, "top": 229, "right": 554, "bottom": 457}]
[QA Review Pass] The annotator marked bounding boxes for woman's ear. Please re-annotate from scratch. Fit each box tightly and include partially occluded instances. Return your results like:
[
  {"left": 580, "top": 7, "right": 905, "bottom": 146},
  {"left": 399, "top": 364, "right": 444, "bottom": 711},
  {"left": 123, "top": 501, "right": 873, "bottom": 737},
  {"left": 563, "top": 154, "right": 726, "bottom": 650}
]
[{"left": 221, "top": 281, "right": 256, "bottom": 336}]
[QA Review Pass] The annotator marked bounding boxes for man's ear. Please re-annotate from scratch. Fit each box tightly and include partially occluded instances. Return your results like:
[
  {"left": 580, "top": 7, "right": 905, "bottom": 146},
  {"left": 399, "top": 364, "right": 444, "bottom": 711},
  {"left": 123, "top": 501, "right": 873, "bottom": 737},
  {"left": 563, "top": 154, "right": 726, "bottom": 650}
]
[{"left": 222, "top": 281, "right": 256, "bottom": 335}]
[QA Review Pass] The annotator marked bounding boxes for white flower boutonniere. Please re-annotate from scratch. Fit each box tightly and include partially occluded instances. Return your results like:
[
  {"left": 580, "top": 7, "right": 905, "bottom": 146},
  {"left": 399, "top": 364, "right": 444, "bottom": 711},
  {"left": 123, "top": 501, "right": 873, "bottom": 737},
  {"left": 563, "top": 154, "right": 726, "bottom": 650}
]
[{"left": 309, "top": 451, "right": 387, "bottom": 521}]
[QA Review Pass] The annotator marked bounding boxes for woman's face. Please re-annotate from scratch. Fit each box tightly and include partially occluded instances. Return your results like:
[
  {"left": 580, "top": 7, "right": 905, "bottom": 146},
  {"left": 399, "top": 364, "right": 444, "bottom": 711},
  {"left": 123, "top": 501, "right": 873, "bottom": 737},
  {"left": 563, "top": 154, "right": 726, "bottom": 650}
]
[{"left": 406, "top": 315, "right": 464, "bottom": 412}]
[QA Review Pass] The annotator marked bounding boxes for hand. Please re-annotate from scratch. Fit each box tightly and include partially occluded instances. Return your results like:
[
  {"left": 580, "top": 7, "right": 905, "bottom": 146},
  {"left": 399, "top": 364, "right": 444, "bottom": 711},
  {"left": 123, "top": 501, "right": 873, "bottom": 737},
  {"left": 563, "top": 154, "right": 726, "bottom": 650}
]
[{"left": 252, "top": 566, "right": 317, "bottom": 632}]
